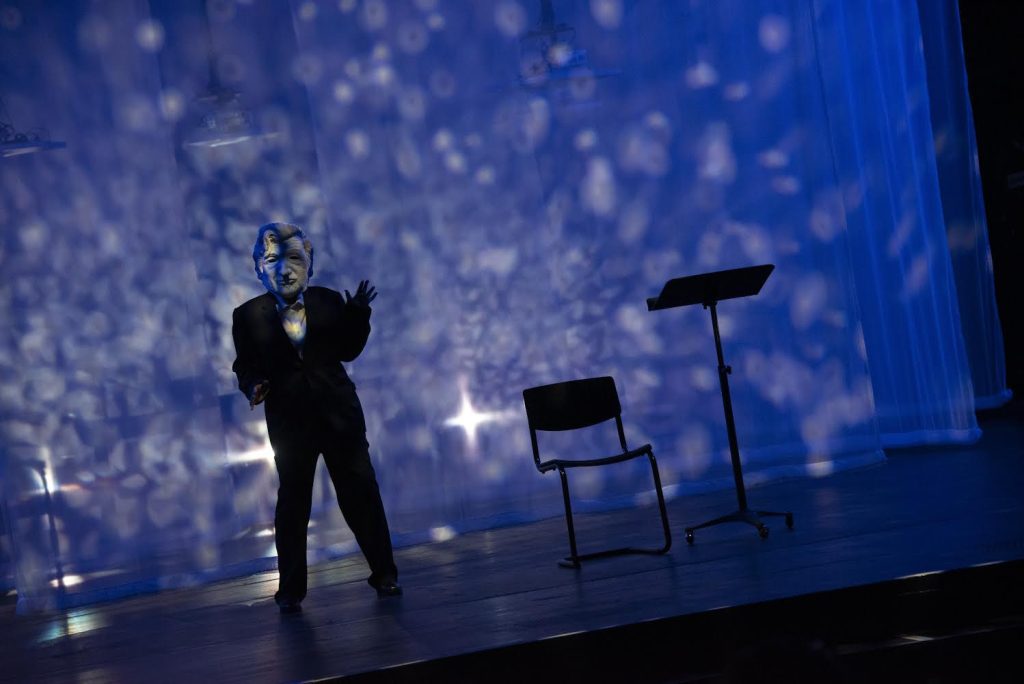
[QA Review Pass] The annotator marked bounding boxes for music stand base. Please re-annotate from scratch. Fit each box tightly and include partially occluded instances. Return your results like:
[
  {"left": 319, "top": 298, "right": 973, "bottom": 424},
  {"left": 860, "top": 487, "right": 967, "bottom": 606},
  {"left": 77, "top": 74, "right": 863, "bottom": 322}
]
[{"left": 685, "top": 508, "right": 793, "bottom": 544}]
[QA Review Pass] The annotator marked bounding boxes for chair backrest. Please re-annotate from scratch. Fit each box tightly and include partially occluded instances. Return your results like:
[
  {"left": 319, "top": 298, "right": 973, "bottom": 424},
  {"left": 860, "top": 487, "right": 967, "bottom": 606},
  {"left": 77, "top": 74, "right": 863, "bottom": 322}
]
[
  {"left": 523, "top": 376, "right": 622, "bottom": 432},
  {"left": 523, "top": 376, "right": 627, "bottom": 468}
]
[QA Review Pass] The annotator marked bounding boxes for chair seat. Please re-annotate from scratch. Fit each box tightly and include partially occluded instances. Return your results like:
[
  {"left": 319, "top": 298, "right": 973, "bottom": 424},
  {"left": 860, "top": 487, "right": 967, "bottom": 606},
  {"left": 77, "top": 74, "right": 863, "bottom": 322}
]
[{"left": 538, "top": 443, "right": 653, "bottom": 472}]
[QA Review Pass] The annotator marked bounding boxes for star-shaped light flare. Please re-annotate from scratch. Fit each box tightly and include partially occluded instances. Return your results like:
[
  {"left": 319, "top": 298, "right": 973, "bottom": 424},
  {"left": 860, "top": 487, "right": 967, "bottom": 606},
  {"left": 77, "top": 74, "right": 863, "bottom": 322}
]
[{"left": 443, "top": 378, "right": 515, "bottom": 448}]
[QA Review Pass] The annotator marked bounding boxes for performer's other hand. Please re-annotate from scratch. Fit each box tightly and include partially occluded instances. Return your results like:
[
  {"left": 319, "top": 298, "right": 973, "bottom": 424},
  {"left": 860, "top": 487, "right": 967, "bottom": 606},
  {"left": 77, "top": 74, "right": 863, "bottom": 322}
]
[
  {"left": 345, "top": 279, "right": 378, "bottom": 307},
  {"left": 249, "top": 382, "right": 269, "bottom": 410}
]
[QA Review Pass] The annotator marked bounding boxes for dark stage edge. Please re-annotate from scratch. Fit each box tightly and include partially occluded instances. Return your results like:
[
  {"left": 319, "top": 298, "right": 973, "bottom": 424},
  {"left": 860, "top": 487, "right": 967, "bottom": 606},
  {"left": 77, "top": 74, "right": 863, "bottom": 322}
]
[
  {"left": 3, "top": 405, "right": 1023, "bottom": 683},
  {"left": 333, "top": 559, "right": 1024, "bottom": 684}
]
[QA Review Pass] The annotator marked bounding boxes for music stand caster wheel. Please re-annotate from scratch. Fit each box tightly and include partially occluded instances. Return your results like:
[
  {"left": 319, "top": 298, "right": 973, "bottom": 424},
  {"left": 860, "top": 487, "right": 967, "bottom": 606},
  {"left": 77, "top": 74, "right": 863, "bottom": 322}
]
[
  {"left": 785, "top": 513, "right": 794, "bottom": 529},
  {"left": 758, "top": 525, "right": 769, "bottom": 539},
  {"left": 686, "top": 530, "right": 694, "bottom": 545}
]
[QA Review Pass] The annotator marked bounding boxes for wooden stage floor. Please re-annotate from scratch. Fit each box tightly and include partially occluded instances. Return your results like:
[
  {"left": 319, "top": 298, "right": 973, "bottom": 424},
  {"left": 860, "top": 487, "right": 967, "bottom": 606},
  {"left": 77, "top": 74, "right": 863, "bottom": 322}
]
[{"left": 4, "top": 403, "right": 1023, "bottom": 683}]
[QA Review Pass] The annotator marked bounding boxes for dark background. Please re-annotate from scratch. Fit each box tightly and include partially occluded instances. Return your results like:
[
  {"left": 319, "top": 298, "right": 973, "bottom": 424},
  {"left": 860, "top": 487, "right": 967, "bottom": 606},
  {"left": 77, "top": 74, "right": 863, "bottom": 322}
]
[{"left": 960, "top": 0, "right": 1024, "bottom": 394}]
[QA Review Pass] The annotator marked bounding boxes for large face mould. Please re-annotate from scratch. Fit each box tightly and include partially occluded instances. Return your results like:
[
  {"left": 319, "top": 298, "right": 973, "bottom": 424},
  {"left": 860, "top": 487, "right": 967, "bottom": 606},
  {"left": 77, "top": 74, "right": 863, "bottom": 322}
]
[{"left": 259, "top": 233, "right": 310, "bottom": 301}]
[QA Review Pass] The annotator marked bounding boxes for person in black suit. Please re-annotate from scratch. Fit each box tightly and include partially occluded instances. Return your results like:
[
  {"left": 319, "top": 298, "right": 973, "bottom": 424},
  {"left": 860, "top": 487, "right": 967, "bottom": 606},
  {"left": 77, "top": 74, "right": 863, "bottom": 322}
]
[{"left": 231, "top": 222, "right": 400, "bottom": 613}]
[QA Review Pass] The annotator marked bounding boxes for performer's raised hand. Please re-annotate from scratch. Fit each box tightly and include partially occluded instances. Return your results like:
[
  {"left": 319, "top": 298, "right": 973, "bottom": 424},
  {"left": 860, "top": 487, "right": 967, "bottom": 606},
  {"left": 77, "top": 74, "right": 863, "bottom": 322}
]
[{"left": 345, "top": 279, "right": 378, "bottom": 307}]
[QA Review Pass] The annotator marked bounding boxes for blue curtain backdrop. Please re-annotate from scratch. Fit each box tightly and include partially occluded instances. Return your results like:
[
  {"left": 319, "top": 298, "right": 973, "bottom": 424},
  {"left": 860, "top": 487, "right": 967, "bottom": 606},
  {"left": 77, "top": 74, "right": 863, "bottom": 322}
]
[
  {"left": 0, "top": 0, "right": 1005, "bottom": 611},
  {"left": 915, "top": 0, "right": 1010, "bottom": 410},
  {"left": 811, "top": 0, "right": 980, "bottom": 446}
]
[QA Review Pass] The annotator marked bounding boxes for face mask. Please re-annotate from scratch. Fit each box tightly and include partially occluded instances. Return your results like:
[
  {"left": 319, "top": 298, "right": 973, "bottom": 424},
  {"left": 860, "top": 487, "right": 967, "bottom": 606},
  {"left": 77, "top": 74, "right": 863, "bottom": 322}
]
[{"left": 259, "top": 234, "right": 310, "bottom": 301}]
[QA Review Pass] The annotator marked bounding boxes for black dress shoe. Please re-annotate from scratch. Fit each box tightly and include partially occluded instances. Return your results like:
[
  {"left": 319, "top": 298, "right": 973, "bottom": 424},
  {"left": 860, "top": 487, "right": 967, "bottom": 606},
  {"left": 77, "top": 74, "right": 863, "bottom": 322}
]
[
  {"left": 374, "top": 578, "right": 403, "bottom": 598},
  {"left": 277, "top": 598, "right": 303, "bottom": 614}
]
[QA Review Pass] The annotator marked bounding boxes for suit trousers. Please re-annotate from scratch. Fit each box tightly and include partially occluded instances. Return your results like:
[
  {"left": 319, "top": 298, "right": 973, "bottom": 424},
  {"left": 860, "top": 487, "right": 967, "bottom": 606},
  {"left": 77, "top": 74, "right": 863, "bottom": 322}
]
[{"left": 272, "top": 409, "right": 396, "bottom": 603}]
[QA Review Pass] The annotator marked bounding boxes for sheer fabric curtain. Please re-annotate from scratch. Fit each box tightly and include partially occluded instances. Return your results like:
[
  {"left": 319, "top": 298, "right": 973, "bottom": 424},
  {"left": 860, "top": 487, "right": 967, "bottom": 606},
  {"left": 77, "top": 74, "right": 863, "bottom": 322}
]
[
  {"left": 810, "top": 0, "right": 982, "bottom": 445},
  {"left": 290, "top": 0, "right": 885, "bottom": 527},
  {"left": 916, "top": 0, "right": 1010, "bottom": 409}
]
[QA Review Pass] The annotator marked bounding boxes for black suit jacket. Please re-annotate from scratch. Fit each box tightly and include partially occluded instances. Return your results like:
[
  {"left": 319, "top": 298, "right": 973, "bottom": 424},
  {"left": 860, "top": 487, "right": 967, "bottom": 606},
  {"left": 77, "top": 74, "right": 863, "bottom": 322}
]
[{"left": 231, "top": 285, "right": 371, "bottom": 447}]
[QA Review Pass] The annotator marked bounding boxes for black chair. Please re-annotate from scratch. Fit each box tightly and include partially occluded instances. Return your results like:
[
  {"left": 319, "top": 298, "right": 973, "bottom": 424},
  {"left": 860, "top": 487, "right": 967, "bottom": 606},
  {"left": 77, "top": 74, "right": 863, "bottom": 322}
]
[{"left": 523, "top": 376, "right": 672, "bottom": 568}]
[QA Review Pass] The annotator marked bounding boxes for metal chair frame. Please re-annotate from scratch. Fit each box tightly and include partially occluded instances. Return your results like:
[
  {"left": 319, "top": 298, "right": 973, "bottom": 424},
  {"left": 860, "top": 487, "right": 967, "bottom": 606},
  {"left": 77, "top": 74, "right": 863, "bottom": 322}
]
[{"left": 523, "top": 376, "right": 672, "bottom": 568}]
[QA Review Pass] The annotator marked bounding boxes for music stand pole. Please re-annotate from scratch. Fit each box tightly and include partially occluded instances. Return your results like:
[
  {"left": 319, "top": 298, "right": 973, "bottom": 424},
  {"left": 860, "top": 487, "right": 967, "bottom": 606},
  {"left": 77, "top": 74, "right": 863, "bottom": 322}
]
[{"left": 707, "top": 300, "right": 748, "bottom": 512}]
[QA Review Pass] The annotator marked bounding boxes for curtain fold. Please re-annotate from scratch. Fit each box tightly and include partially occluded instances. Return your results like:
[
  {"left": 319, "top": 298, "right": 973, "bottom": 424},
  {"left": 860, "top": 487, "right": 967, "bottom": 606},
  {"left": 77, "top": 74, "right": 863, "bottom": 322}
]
[
  {"left": 915, "top": 0, "right": 1010, "bottom": 409},
  {"left": 810, "top": 0, "right": 981, "bottom": 445}
]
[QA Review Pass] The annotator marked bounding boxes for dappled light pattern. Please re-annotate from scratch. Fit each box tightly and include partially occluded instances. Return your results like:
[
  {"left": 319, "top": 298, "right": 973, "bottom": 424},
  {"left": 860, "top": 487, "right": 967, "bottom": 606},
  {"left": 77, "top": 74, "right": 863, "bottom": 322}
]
[{"left": 0, "top": 0, "right": 1001, "bottom": 610}]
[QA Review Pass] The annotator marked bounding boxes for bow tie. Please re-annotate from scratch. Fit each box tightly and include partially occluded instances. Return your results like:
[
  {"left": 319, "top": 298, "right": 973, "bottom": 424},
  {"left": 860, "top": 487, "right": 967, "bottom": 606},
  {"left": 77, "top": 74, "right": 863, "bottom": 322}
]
[{"left": 282, "top": 300, "right": 304, "bottom": 313}]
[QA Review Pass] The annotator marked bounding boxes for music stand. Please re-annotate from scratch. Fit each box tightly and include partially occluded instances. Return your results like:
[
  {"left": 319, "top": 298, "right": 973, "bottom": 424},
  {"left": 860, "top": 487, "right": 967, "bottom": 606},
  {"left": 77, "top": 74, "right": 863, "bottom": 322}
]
[{"left": 648, "top": 264, "right": 793, "bottom": 543}]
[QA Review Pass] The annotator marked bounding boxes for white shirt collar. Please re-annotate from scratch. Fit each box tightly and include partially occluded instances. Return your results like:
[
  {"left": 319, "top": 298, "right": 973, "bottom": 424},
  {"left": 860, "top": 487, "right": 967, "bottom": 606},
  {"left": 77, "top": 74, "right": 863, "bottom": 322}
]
[{"left": 275, "top": 291, "right": 305, "bottom": 313}]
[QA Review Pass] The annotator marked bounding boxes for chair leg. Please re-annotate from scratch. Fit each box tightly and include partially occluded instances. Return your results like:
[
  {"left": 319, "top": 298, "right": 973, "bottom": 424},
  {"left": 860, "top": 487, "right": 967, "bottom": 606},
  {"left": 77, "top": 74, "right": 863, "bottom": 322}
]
[
  {"left": 647, "top": 452, "right": 672, "bottom": 553},
  {"left": 558, "top": 466, "right": 580, "bottom": 567}
]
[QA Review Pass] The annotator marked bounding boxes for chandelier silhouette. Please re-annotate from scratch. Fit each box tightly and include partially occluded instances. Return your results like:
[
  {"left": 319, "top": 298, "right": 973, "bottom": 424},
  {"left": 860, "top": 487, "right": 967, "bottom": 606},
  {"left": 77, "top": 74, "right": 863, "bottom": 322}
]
[
  {"left": 182, "top": 1, "right": 275, "bottom": 149},
  {"left": 517, "top": 0, "right": 618, "bottom": 104},
  {"left": 0, "top": 97, "right": 66, "bottom": 159}
]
